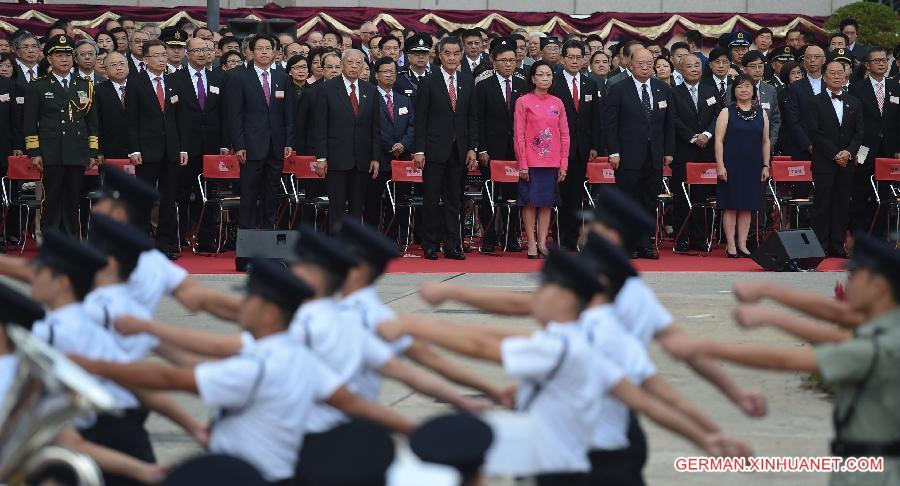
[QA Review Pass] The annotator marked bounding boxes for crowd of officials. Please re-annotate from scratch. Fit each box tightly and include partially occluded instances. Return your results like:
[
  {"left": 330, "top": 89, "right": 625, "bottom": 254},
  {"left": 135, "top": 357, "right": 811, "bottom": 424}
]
[
  {"left": 2, "top": 17, "right": 900, "bottom": 260},
  {"left": 0, "top": 13, "right": 899, "bottom": 486}
]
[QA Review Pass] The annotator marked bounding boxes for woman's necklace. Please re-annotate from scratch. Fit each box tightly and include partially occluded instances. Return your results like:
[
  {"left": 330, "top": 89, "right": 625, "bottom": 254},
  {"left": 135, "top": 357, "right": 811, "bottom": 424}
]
[{"left": 735, "top": 104, "right": 757, "bottom": 121}]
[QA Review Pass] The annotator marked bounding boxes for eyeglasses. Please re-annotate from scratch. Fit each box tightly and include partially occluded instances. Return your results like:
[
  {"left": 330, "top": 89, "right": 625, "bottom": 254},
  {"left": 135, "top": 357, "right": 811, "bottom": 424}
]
[
  {"left": 254, "top": 46, "right": 274, "bottom": 53},
  {"left": 361, "top": 30, "right": 379, "bottom": 36},
  {"left": 188, "top": 48, "right": 213, "bottom": 54},
  {"left": 77, "top": 52, "right": 95, "bottom": 58},
  {"left": 18, "top": 43, "right": 40, "bottom": 50},
  {"left": 805, "top": 54, "right": 824, "bottom": 60},
  {"left": 290, "top": 64, "right": 308, "bottom": 71},
  {"left": 225, "top": 59, "right": 243, "bottom": 66},
  {"left": 131, "top": 39, "right": 146, "bottom": 45},
  {"left": 868, "top": 58, "right": 888, "bottom": 64},
  {"left": 496, "top": 58, "right": 516, "bottom": 64},
  {"left": 106, "top": 61, "right": 127, "bottom": 68},
  {"left": 745, "top": 62, "right": 764, "bottom": 69},
  {"left": 144, "top": 53, "right": 167, "bottom": 59}
]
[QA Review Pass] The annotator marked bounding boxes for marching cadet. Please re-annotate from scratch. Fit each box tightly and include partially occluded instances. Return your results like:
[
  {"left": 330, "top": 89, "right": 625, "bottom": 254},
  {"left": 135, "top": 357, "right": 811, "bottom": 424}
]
[
  {"left": 71, "top": 257, "right": 416, "bottom": 485},
  {"left": 380, "top": 248, "right": 748, "bottom": 486},
  {"left": 335, "top": 215, "right": 509, "bottom": 405},
  {"left": 409, "top": 413, "right": 493, "bottom": 486},
  {"left": 579, "top": 232, "right": 749, "bottom": 485},
  {"left": 23, "top": 34, "right": 99, "bottom": 235},
  {"left": 667, "top": 233, "right": 900, "bottom": 486},
  {"left": 766, "top": 46, "right": 796, "bottom": 90},
  {"left": 394, "top": 32, "right": 432, "bottom": 103},
  {"left": 0, "top": 281, "right": 168, "bottom": 485}
]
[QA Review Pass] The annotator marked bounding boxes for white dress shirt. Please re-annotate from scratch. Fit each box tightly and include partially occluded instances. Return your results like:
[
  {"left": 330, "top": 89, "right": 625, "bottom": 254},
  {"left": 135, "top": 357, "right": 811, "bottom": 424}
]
[
  {"left": 712, "top": 75, "right": 729, "bottom": 94},
  {"left": 413, "top": 68, "right": 458, "bottom": 157},
  {"left": 684, "top": 82, "right": 712, "bottom": 142},
  {"left": 563, "top": 70, "right": 581, "bottom": 102},
  {"left": 466, "top": 55, "right": 481, "bottom": 72},
  {"left": 870, "top": 76, "right": 886, "bottom": 109},
  {"left": 673, "top": 71, "right": 684, "bottom": 86},
  {"left": 632, "top": 76, "right": 654, "bottom": 107},
  {"left": 131, "top": 54, "right": 144, "bottom": 71},
  {"left": 52, "top": 71, "right": 72, "bottom": 88},
  {"left": 808, "top": 75, "right": 823, "bottom": 95},
  {"left": 254, "top": 64, "right": 272, "bottom": 94},
  {"left": 496, "top": 72, "right": 513, "bottom": 104},
  {"left": 187, "top": 63, "right": 208, "bottom": 100},
  {"left": 16, "top": 59, "right": 38, "bottom": 82},
  {"left": 342, "top": 75, "right": 360, "bottom": 102},
  {"left": 829, "top": 89, "right": 844, "bottom": 125}
]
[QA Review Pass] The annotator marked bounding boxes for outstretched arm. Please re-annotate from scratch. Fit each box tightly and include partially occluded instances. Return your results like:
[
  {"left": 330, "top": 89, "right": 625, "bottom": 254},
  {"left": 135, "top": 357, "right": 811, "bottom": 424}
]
[
  {"left": 404, "top": 340, "right": 509, "bottom": 406},
  {"left": 173, "top": 278, "right": 244, "bottom": 322},
  {"left": 134, "top": 389, "right": 208, "bottom": 447},
  {"left": 666, "top": 335, "right": 818, "bottom": 373},
  {"left": 70, "top": 355, "right": 199, "bottom": 393},
  {"left": 56, "top": 427, "right": 166, "bottom": 484},
  {"left": 641, "top": 374, "right": 721, "bottom": 433},
  {"left": 0, "top": 254, "right": 34, "bottom": 283},
  {"left": 116, "top": 315, "right": 243, "bottom": 359},
  {"left": 419, "top": 282, "right": 533, "bottom": 316},
  {"left": 733, "top": 280, "right": 864, "bottom": 328},
  {"left": 378, "top": 357, "right": 492, "bottom": 413},
  {"left": 732, "top": 304, "right": 852, "bottom": 345},
  {"left": 326, "top": 386, "right": 415, "bottom": 435},
  {"left": 656, "top": 325, "right": 767, "bottom": 417},
  {"left": 379, "top": 314, "right": 526, "bottom": 364}
]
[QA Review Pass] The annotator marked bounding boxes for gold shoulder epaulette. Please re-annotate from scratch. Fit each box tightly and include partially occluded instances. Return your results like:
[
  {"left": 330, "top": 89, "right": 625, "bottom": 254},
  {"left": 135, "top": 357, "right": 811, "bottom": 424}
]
[{"left": 475, "top": 69, "right": 495, "bottom": 85}]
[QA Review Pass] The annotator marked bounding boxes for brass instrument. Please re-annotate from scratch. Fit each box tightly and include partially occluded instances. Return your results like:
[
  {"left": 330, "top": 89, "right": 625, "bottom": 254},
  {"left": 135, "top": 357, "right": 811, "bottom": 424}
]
[{"left": 0, "top": 325, "right": 117, "bottom": 485}]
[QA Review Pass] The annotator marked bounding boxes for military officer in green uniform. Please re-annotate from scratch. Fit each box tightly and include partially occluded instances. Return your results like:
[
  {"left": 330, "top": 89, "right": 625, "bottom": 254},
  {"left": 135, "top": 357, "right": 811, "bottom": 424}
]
[
  {"left": 766, "top": 46, "right": 796, "bottom": 91},
  {"left": 23, "top": 34, "right": 99, "bottom": 236},
  {"left": 668, "top": 232, "right": 900, "bottom": 485}
]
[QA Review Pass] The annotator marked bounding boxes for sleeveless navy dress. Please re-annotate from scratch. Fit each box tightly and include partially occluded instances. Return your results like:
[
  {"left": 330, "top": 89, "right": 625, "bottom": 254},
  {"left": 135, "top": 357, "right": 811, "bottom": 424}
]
[{"left": 717, "top": 104, "right": 763, "bottom": 211}]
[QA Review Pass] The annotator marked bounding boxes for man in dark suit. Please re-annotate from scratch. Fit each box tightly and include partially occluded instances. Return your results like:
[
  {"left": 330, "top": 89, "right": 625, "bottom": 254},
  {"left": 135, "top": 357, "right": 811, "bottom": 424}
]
[
  {"left": 125, "top": 39, "right": 183, "bottom": 258},
  {"left": 94, "top": 51, "right": 130, "bottom": 161},
  {"left": 785, "top": 45, "right": 826, "bottom": 160},
  {"left": 840, "top": 18, "right": 868, "bottom": 62},
  {"left": 802, "top": 57, "right": 864, "bottom": 257},
  {"left": 126, "top": 30, "right": 150, "bottom": 76},
  {"left": 413, "top": 36, "right": 478, "bottom": 260},
  {"left": 672, "top": 54, "right": 722, "bottom": 252},
  {"left": 549, "top": 40, "right": 604, "bottom": 249},
  {"left": 701, "top": 47, "right": 733, "bottom": 105},
  {"left": 12, "top": 32, "right": 41, "bottom": 91},
  {"left": 394, "top": 33, "right": 432, "bottom": 104},
  {"left": 370, "top": 56, "right": 414, "bottom": 230},
  {"left": 173, "top": 37, "right": 226, "bottom": 250},
  {"left": 848, "top": 46, "right": 900, "bottom": 235},
  {"left": 226, "top": 34, "right": 294, "bottom": 230},
  {"left": 606, "top": 48, "right": 675, "bottom": 259},
  {"left": 313, "top": 49, "right": 380, "bottom": 233},
  {"left": 459, "top": 29, "right": 490, "bottom": 77},
  {"left": 475, "top": 38, "right": 526, "bottom": 252}
]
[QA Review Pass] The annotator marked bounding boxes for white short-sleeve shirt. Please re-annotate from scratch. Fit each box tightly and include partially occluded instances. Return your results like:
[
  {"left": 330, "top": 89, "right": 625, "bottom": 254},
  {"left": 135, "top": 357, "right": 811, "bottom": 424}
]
[
  {"left": 83, "top": 283, "right": 158, "bottom": 361},
  {"left": 580, "top": 304, "right": 657, "bottom": 450},
  {"left": 288, "top": 298, "right": 393, "bottom": 432},
  {"left": 614, "top": 277, "right": 673, "bottom": 347},
  {"left": 31, "top": 303, "right": 140, "bottom": 416},
  {"left": 196, "top": 332, "right": 341, "bottom": 482},
  {"left": 0, "top": 354, "right": 17, "bottom": 397},
  {"left": 341, "top": 287, "right": 414, "bottom": 401},
  {"left": 501, "top": 322, "right": 624, "bottom": 474},
  {"left": 128, "top": 249, "right": 189, "bottom": 314}
]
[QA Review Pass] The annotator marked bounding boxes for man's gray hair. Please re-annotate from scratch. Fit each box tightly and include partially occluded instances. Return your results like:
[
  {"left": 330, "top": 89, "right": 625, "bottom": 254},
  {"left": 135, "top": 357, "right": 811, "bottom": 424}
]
[
  {"left": 341, "top": 48, "right": 364, "bottom": 61},
  {"left": 75, "top": 39, "right": 99, "bottom": 55},
  {"left": 13, "top": 32, "right": 37, "bottom": 51},
  {"left": 678, "top": 53, "right": 700, "bottom": 70},
  {"left": 143, "top": 23, "right": 161, "bottom": 35},
  {"left": 529, "top": 31, "right": 546, "bottom": 38},
  {"left": 437, "top": 36, "right": 462, "bottom": 54}
]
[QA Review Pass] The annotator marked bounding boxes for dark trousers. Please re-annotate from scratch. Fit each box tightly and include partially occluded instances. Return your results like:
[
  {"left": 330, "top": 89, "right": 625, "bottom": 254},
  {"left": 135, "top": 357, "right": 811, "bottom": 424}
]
[
  {"left": 135, "top": 158, "right": 179, "bottom": 251},
  {"left": 478, "top": 163, "right": 520, "bottom": 247},
  {"left": 559, "top": 157, "right": 587, "bottom": 248},
  {"left": 364, "top": 166, "right": 390, "bottom": 231},
  {"left": 423, "top": 145, "right": 465, "bottom": 251},
  {"left": 849, "top": 160, "right": 891, "bottom": 235},
  {"left": 239, "top": 156, "right": 282, "bottom": 229},
  {"left": 671, "top": 161, "right": 713, "bottom": 246},
  {"left": 80, "top": 408, "right": 155, "bottom": 486},
  {"left": 177, "top": 154, "right": 205, "bottom": 242},
  {"left": 294, "top": 431, "right": 326, "bottom": 486},
  {"left": 587, "top": 415, "right": 647, "bottom": 486},
  {"left": 40, "top": 165, "right": 85, "bottom": 236},
  {"left": 534, "top": 473, "right": 589, "bottom": 486},
  {"left": 615, "top": 147, "right": 661, "bottom": 249},
  {"left": 326, "top": 167, "right": 366, "bottom": 233},
  {"left": 812, "top": 163, "right": 854, "bottom": 252}
]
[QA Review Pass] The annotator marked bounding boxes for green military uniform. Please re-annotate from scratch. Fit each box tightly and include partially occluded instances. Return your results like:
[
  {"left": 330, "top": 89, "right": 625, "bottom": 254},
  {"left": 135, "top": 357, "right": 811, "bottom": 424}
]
[
  {"left": 23, "top": 34, "right": 98, "bottom": 236},
  {"left": 814, "top": 235, "right": 900, "bottom": 486}
]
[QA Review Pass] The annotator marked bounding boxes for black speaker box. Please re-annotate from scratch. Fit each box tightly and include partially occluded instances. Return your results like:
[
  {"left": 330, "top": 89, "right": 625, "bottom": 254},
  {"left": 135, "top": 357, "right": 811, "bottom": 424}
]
[
  {"left": 751, "top": 229, "right": 825, "bottom": 271},
  {"left": 235, "top": 229, "right": 298, "bottom": 272},
  {"left": 227, "top": 18, "right": 261, "bottom": 39},
  {"left": 262, "top": 18, "right": 297, "bottom": 38}
]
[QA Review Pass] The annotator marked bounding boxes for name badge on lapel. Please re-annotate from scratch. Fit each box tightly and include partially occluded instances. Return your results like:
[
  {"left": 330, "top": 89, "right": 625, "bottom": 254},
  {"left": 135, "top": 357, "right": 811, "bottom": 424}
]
[
  {"left": 404, "top": 89, "right": 413, "bottom": 95},
  {"left": 398, "top": 106, "right": 408, "bottom": 115},
  {"left": 210, "top": 86, "right": 219, "bottom": 95},
  {"left": 0, "top": 93, "right": 8, "bottom": 103},
  {"left": 891, "top": 96, "right": 899, "bottom": 105},
  {"left": 706, "top": 96, "right": 716, "bottom": 106},
  {"left": 77, "top": 91, "right": 88, "bottom": 104},
  {"left": 170, "top": 95, "right": 179, "bottom": 104},
  {"left": 658, "top": 100, "right": 667, "bottom": 109},
  {"left": 16, "top": 96, "right": 25, "bottom": 104},
  {"left": 44, "top": 92, "right": 54, "bottom": 99},
  {"left": 584, "top": 94, "right": 593, "bottom": 102},
  {"left": 761, "top": 102, "right": 770, "bottom": 110},
  {"left": 275, "top": 90, "right": 285, "bottom": 99}
]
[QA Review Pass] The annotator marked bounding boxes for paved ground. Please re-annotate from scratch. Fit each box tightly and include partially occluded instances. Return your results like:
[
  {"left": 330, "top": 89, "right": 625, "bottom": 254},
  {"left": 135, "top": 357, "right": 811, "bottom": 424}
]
[{"left": 139, "top": 271, "right": 838, "bottom": 484}]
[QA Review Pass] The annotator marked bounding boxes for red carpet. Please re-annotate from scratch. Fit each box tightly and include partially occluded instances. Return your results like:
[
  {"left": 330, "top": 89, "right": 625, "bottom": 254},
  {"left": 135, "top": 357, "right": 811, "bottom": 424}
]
[{"left": 166, "top": 248, "right": 847, "bottom": 274}]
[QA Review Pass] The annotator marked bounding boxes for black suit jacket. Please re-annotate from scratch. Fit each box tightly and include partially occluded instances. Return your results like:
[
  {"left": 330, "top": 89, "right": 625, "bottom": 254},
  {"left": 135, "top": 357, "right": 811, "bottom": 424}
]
[
  {"left": 226, "top": 66, "right": 294, "bottom": 161},
  {"left": 476, "top": 73, "right": 526, "bottom": 160},
  {"left": 413, "top": 69, "right": 478, "bottom": 163},
  {"left": 376, "top": 88, "right": 415, "bottom": 166},
  {"left": 605, "top": 77, "right": 675, "bottom": 170},
  {"left": 171, "top": 67, "right": 226, "bottom": 156},
  {"left": 124, "top": 71, "right": 180, "bottom": 163},
  {"left": 0, "top": 77, "right": 22, "bottom": 158},
  {"left": 459, "top": 53, "right": 490, "bottom": 77},
  {"left": 672, "top": 82, "right": 722, "bottom": 165},
  {"left": 549, "top": 72, "right": 604, "bottom": 162},
  {"left": 313, "top": 77, "right": 380, "bottom": 172},
  {"left": 293, "top": 81, "right": 319, "bottom": 155},
  {"left": 802, "top": 91, "right": 864, "bottom": 173},
  {"left": 848, "top": 78, "right": 900, "bottom": 163},
  {"left": 785, "top": 76, "right": 820, "bottom": 156},
  {"left": 94, "top": 80, "right": 130, "bottom": 159}
]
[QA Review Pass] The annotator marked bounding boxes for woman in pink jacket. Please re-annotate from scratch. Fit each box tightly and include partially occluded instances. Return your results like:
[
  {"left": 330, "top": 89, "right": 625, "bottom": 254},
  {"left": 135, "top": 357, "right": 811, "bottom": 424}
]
[{"left": 514, "top": 60, "right": 570, "bottom": 258}]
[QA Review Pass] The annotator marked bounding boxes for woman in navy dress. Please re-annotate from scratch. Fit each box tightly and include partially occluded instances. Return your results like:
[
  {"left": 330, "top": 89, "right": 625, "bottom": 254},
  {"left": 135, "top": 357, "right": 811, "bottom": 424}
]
[{"left": 714, "top": 74, "right": 771, "bottom": 258}]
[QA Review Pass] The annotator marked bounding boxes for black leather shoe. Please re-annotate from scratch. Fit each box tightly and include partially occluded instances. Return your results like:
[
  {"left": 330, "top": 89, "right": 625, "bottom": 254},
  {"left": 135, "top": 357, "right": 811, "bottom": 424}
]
[
  {"left": 675, "top": 241, "right": 691, "bottom": 252},
  {"left": 505, "top": 242, "right": 523, "bottom": 252},
  {"left": 164, "top": 251, "right": 181, "bottom": 261},
  {"left": 424, "top": 249, "right": 439, "bottom": 260},
  {"left": 638, "top": 247, "right": 660, "bottom": 260},
  {"left": 480, "top": 242, "right": 496, "bottom": 253},
  {"left": 444, "top": 249, "right": 466, "bottom": 260}
]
